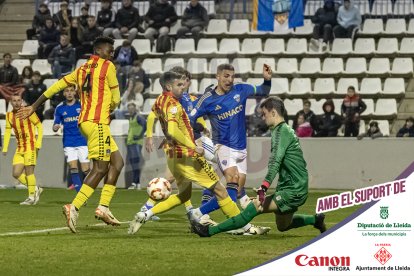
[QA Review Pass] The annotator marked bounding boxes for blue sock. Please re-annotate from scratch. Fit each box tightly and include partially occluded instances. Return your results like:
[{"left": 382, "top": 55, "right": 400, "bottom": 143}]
[
  {"left": 70, "top": 170, "right": 82, "bottom": 193},
  {"left": 200, "top": 183, "right": 238, "bottom": 215},
  {"left": 201, "top": 189, "right": 214, "bottom": 205},
  {"left": 238, "top": 187, "right": 246, "bottom": 199}
]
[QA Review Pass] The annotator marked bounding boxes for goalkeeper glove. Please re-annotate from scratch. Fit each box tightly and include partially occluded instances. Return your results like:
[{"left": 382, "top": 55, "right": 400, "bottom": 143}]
[{"left": 256, "top": 181, "right": 270, "bottom": 205}]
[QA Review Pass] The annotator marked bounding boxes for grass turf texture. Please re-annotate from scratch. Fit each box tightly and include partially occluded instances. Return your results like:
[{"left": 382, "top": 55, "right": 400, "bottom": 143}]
[{"left": 0, "top": 188, "right": 361, "bottom": 275}]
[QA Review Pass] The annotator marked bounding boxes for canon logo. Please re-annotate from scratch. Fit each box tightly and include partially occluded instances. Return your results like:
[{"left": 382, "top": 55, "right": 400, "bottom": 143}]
[{"left": 295, "top": 254, "right": 351, "bottom": 267}]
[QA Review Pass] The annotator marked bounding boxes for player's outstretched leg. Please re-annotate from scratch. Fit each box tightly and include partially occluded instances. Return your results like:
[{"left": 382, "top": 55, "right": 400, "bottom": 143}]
[{"left": 140, "top": 198, "right": 160, "bottom": 221}]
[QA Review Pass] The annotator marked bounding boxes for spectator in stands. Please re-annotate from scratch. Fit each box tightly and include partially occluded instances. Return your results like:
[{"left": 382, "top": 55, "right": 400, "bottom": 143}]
[
  {"left": 114, "top": 40, "right": 139, "bottom": 92},
  {"left": 127, "top": 59, "right": 150, "bottom": 98},
  {"left": 341, "top": 85, "right": 366, "bottom": 137},
  {"left": 113, "top": 0, "right": 141, "bottom": 43},
  {"left": 310, "top": 0, "right": 337, "bottom": 51},
  {"left": 97, "top": 0, "right": 116, "bottom": 37},
  {"left": 177, "top": 0, "right": 209, "bottom": 41},
  {"left": 68, "top": 17, "right": 82, "bottom": 50},
  {"left": 247, "top": 101, "right": 269, "bottom": 137},
  {"left": 313, "top": 99, "right": 342, "bottom": 137},
  {"left": 144, "top": 0, "right": 178, "bottom": 42},
  {"left": 292, "top": 99, "right": 315, "bottom": 131},
  {"left": 357, "top": 121, "right": 383, "bottom": 140},
  {"left": 333, "top": 0, "right": 361, "bottom": 39},
  {"left": 78, "top": 6, "right": 90, "bottom": 29},
  {"left": 126, "top": 102, "right": 146, "bottom": 190},
  {"left": 44, "top": 90, "right": 65, "bottom": 120},
  {"left": 78, "top": 16, "right": 102, "bottom": 58},
  {"left": 23, "top": 71, "right": 46, "bottom": 121},
  {"left": 38, "top": 17, "right": 60, "bottom": 59},
  {"left": 0, "top": 53, "right": 25, "bottom": 101},
  {"left": 48, "top": 34, "right": 76, "bottom": 79},
  {"left": 396, "top": 117, "right": 414, "bottom": 138},
  {"left": 20, "top": 66, "right": 34, "bottom": 86},
  {"left": 295, "top": 113, "right": 313, "bottom": 138},
  {"left": 53, "top": 1, "right": 72, "bottom": 33},
  {"left": 26, "top": 3, "right": 51, "bottom": 40}
]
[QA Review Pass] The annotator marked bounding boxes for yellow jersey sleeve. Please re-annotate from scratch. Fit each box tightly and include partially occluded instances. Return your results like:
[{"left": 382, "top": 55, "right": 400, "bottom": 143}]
[
  {"left": 146, "top": 111, "right": 156, "bottom": 138},
  {"left": 108, "top": 62, "right": 120, "bottom": 110},
  {"left": 2, "top": 113, "right": 12, "bottom": 153},
  {"left": 30, "top": 113, "right": 43, "bottom": 149},
  {"left": 166, "top": 104, "right": 196, "bottom": 150}
]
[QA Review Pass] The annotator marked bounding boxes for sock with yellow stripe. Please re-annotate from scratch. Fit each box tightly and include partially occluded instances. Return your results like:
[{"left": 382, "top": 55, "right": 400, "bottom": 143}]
[
  {"left": 26, "top": 174, "right": 36, "bottom": 198},
  {"left": 72, "top": 184, "right": 94, "bottom": 210},
  {"left": 99, "top": 184, "right": 116, "bottom": 207},
  {"left": 149, "top": 194, "right": 182, "bottom": 216},
  {"left": 18, "top": 174, "right": 27, "bottom": 186},
  {"left": 218, "top": 196, "right": 240, "bottom": 218},
  {"left": 184, "top": 200, "right": 193, "bottom": 212},
  {"left": 209, "top": 202, "right": 258, "bottom": 236}
]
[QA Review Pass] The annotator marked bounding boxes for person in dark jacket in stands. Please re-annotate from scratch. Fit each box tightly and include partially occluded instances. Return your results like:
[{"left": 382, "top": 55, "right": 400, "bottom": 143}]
[
  {"left": 77, "top": 16, "right": 102, "bottom": 58},
  {"left": 341, "top": 85, "right": 366, "bottom": 137},
  {"left": 396, "top": 117, "right": 414, "bottom": 138},
  {"left": 313, "top": 99, "right": 342, "bottom": 137},
  {"left": 78, "top": 6, "right": 90, "bottom": 29},
  {"left": 23, "top": 71, "right": 46, "bottom": 121},
  {"left": 0, "top": 53, "right": 26, "bottom": 101},
  {"left": 26, "top": 3, "right": 51, "bottom": 40},
  {"left": 292, "top": 99, "right": 315, "bottom": 132},
  {"left": 357, "top": 121, "right": 383, "bottom": 140},
  {"left": 38, "top": 17, "right": 60, "bottom": 59},
  {"left": 114, "top": 40, "right": 139, "bottom": 92},
  {"left": 310, "top": 0, "right": 337, "bottom": 51},
  {"left": 112, "top": 0, "right": 141, "bottom": 42},
  {"left": 144, "top": 0, "right": 178, "bottom": 42},
  {"left": 53, "top": 1, "right": 72, "bottom": 33},
  {"left": 97, "top": 0, "right": 116, "bottom": 37},
  {"left": 48, "top": 34, "right": 76, "bottom": 79},
  {"left": 177, "top": 0, "right": 209, "bottom": 41}
]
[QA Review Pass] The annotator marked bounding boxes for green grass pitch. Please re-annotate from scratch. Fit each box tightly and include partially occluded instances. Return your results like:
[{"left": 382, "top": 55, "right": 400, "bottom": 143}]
[{"left": 0, "top": 188, "right": 360, "bottom": 275}]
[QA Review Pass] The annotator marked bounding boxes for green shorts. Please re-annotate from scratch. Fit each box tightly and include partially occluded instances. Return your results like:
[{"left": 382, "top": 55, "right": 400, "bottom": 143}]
[{"left": 272, "top": 190, "right": 308, "bottom": 214}]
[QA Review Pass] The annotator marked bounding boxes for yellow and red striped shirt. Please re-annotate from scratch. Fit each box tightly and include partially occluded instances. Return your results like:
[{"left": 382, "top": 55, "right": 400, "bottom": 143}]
[
  {"left": 2, "top": 112, "right": 43, "bottom": 153},
  {"left": 43, "top": 55, "right": 120, "bottom": 125},
  {"left": 152, "top": 92, "right": 196, "bottom": 158}
]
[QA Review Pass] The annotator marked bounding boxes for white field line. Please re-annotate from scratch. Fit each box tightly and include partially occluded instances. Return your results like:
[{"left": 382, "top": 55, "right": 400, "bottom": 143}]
[{"left": 0, "top": 221, "right": 130, "bottom": 237}]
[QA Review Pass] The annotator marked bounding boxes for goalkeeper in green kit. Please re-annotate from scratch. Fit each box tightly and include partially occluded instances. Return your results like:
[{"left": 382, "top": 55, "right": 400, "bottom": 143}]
[{"left": 190, "top": 97, "right": 327, "bottom": 237}]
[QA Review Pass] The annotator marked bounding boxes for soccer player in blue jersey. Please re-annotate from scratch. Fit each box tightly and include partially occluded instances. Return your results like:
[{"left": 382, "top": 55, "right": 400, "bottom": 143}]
[
  {"left": 53, "top": 85, "right": 90, "bottom": 192},
  {"left": 188, "top": 63, "right": 273, "bottom": 235}
]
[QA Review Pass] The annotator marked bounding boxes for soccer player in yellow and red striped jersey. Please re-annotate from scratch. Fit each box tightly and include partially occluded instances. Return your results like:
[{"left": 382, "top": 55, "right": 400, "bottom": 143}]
[
  {"left": 2, "top": 94, "right": 43, "bottom": 205},
  {"left": 17, "top": 37, "right": 124, "bottom": 233},
  {"left": 128, "top": 71, "right": 241, "bottom": 235}
]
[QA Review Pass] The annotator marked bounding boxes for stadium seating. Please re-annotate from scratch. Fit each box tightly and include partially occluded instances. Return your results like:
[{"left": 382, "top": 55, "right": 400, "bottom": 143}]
[
  {"left": 288, "top": 78, "right": 311, "bottom": 97},
  {"left": 377, "top": 38, "right": 398, "bottom": 54},
  {"left": 206, "top": 19, "right": 227, "bottom": 35},
  {"left": 196, "top": 38, "right": 218, "bottom": 54},
  {"left": 382, "top": 78, "right": 405, "bottom": 97},
  {"left": 264, "top": 39, "right": 285, "bottom": 54},
  {"left": 18, "top": 40, "right": 39, "bottom": 57},
  {"left": 132, "top": 39, "right": 152, "bottom": 55},
  {"left": 43, "top": 79, "right": 58, "bottom": 89},
  {"left": 109, "top": 120, "right": 129, "bottom": 136},
  {"left": 172, "top": 38, "right": 195, "bottom": 54},
  {"left": 228, "top": 19, "right": 250, "bottom": 34},
  {"left": 11, "top": 59, "right": 30, "bottom": 75},
  {"left": 336, "top": 78, "right": 359, "bottom": 96},
  {"left": 277, "top": 58, "right": 298, "bottom": 74},
  {"left": 313, "top": 78, "right": 335, "bottom": 96},
  {"left": 270, "top": 78, "right": 289, "bottom": 96},
  {"left": 299, "top": 58, "right": 321, "bottom": 75},
  {"left": 360, "top": 78, "right": 382, "bottom": 96},
  {"left": 163, "top": 58, "right": 185, "bottom": 71},
  {"left": 186, "top": 58, "right": 208, "bottom": 76},
  {"left": 374, "top": 99, "right": 398, "bottom": 118},
  {"left": 344, "top": 58, "right": 367, "bottom": 75},
  {"left": 391, "top": 58, "right": 413, "bottom": 76},
  {"left": 32, "top": 59, "right": 52, "bottom": 75},
  {"left": 354, "top": 38, "right": 376, "bottom": 55},
  {"left": 42, "top": 120, "right": 61, "bottom": 136},
  {"left": 241, "top": 38, "right": 262, "bottom": 54},
  {"left": 0, "top": 99, "right": 6, "bottom": 116},
  {"left": 331, "top": 39, "right": 353, "bottom": 55},
  {"left": 367, "top": 58, "right": 390, "bottom": 75}
]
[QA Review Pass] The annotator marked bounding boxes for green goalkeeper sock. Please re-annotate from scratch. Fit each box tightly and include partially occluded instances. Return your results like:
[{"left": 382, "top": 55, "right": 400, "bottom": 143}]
[
  {"left": 208, "top": 202, "right": 259, "bottom": 236},
  {"left": 285, "top": 214, "right": 316, "bottom": 230}
]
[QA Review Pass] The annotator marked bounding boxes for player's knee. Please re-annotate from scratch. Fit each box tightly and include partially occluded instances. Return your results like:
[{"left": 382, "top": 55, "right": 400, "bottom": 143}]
[
  {"left": 227, "top": 173, "right": 239, "bottom": 184},
  {"left": 12, "top": 172, "right": 21, "bottom": 179},
  {"left": 213, "top": 182, "right": 227, "bottom": 200},
  {"left": 93, "top": 165, "right": 109, "bottom": 176},
  {"left": 276, "top": 223, "right": 290, "bottom": 232}
]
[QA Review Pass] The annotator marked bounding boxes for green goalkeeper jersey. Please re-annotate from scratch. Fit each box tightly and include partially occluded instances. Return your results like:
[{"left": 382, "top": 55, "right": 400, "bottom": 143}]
[{"left": 264, "top": 122, "right": 308, "bottom": 195}]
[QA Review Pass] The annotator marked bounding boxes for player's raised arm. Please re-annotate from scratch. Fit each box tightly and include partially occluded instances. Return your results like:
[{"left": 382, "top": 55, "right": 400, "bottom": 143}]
[
  {"left": 17, "top": 69, "right": 79, "bottom": 119},
  {"left": 30, "top": 113, "right": 43, "bottom": 149},
  {"left": 253, "top": 64, "right": 273, "bottom": 96},
  {"left": 2, "top": 114, "right": 12, "bottom": 155}
]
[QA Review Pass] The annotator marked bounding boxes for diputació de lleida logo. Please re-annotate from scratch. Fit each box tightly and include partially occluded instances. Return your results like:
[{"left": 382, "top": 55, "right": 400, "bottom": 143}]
[{"left": 380, "top": 206, "right": 389, "bottom": 220}]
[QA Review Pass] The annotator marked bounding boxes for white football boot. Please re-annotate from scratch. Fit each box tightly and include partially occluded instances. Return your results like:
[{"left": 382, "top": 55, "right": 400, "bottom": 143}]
[
  {"left": 128, "top": 212, "right": 147, "bottom": 235},
  {"left": 62, "top": 204, "right": 79, "bottom": 233}
]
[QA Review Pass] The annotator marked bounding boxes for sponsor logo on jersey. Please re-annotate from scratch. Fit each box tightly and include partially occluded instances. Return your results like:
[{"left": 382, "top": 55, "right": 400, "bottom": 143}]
[
  {"left": 169, "top": 106, "right": 178, "bottom": 115},
  {"left": 190, "top": 108, "right": 197, "bottom": 116},
  {"left": 64, "top": 116, "right": 79, "bottom": 123},
  {"left": 76, "top": 108, "right": 81, "bottom": 113},
  {"left": 217, "top": 105, "right": 243, "bottom": 120},
  {"left": 62, "top": 112, "right": 67, "bottom": 116},
  {"left": 215, "top": 105, "right": 221, "bottom": 111},
  {"left": 233, "top": 94, "right": 240, "bottom": 102}
]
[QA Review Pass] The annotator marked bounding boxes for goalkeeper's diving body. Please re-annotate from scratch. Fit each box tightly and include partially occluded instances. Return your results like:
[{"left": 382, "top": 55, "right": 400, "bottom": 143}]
[{"left": 190, "top": 96, "right": 327, "bottom": 237}]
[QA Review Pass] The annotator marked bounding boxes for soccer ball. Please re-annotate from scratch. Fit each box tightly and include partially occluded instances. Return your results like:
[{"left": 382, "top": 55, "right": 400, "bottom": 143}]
[{"left": 147, "top": 177, "right": 172, "bottom": 201}]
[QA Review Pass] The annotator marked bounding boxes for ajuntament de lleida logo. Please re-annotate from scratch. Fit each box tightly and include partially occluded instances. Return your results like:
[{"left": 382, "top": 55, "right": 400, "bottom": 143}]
[{"left": 380, "top": 206, "right": 389, "bottom": 219}]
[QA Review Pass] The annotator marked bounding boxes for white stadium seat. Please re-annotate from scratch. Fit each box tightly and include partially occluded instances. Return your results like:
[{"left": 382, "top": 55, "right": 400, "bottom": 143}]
[
  {"left": 42, "top": 120, "right": 61, "bottom": 136},
  {"left": 313, "top": 78, "right": 335, "bottom": 96},
  {"left": 206, "top": 19, "right": 227, "bottom": 35},
  {"left": 209, "top": 58, "right": 229, "bottom": 74},
  {"left": 377, "top": 38, "right": 398, "bottom": 54},
  {"left": 151, "top": 78, "right": 162, "bottom": 96},
  {"left": 264, "top": 39, "right": 285, "bottom": 54},
  {"left": 241, "top": 38, "right": 262, "bottom": 54},
  {"left": 321, "top": 58, "right": 344, "bottom": 75},
  {"left": 254, "top": 58, "right": 276, "bottom": 74},
  {"left": 399, "top": 37, "right": 414, "bottom": 54},
  {"left": 0, "top": 99, "right": 6, "bottom": 116},
  {"left": 391, "top": 58, "right": 413, "bottom": 75},
  {"left": 299, "top": 58, "right": 321, "bottom": 75},
  {"left": 309, "top": 99, "right": 325, "bottom": 115},
  {"left": 187, "top": 58, "right": 208, "bottom": 75},
  {"left": 277, "top": 58, "right": 298, "bottom": 74},
  {"left": 228, "top": 19, "right": 249, "bottom": 34},
  {"left": 294, "top": 19, "right": 313, "bottom": 35},
  {"left": 199, "top": 78, "right": 218, "bottom": 92},
  {"left": 43, "top": 79, "right": 58, "bottom": 89},
  {"left": 142, "top": 99, "right": 156, "bottom": 115},
  {"left": 331, "top": 38, "right": 353, "bottom": 55},
  {"left": 113, "top": 39, "right": 124, "bottom": 49},
  {"left": 384, "top": 18, "right": 406, "bottom": 35},
  {"left": 132, "top": 39, "right": 152, "bottom": 55},
  {"left": 363, "top": 99, "right": 375, "bottom": 116},
  {"left": 407, "top": 18, "right": 414, "bottom": 34},
  {"left": 233, "top": 58, "right": 252, "bottom": 75},
  {"left": 361, "top": 19, "right": 384, "bottom": 35},
  {"left": 377, "top": 120, "right": 390, "bottom": 136},
  {"left": 218, "top": 38, "right": 240, "bottom": 54},
  {"left": 286, "top": 38, "right": 307, "bottom": 54},
  {"left": 110, "top": 120, "right": 129, "bottom": 136},
  {"left": 142, "top": 58, "right": 163, "bottom": 75},
  {"left": 382, "top": 78, "right": 405, "bottom": 97},
  {"left": 270, "top": 78, "right": 289, "bottom": 96},
  {"left": 288, "top": 78, "right": 311, "bottom": 97},
  {"left": 360, "top": 78, "right": 382, "bottom": 96},
  {"left": 196, "top": 38, "right": 217, "bottom": 54},
  {"left": 18, "top": 40, "right": 39, "bottom": 57},
  {"left": 169, "top": 19, "right": 182, "bottom": 36},
  {"left": 11, "top": 59, "right": 30, "bottom": 75},
  {"left": 354, "top": 38, "right": 376, "bottom": 55},
  {"left": 344, "top": 58, "right": 367, "bottom": 75},
  {"left": 32, "top": 59, "right": 52, "bottom": 75},
  {"left": 374, "top": 99, "right": 398, "bottom": 117},
  {"left": 245, "top": 99, "right": 257, "bottom": 116},
  {"left": 163, "top": 58, "right": 185, "bottom": 72},
  {"left": 367, "top": 58, "right": 390, "bottom": 75},
  {"left": 284, "top": 99, "right": 303, "bottom": 116}
]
